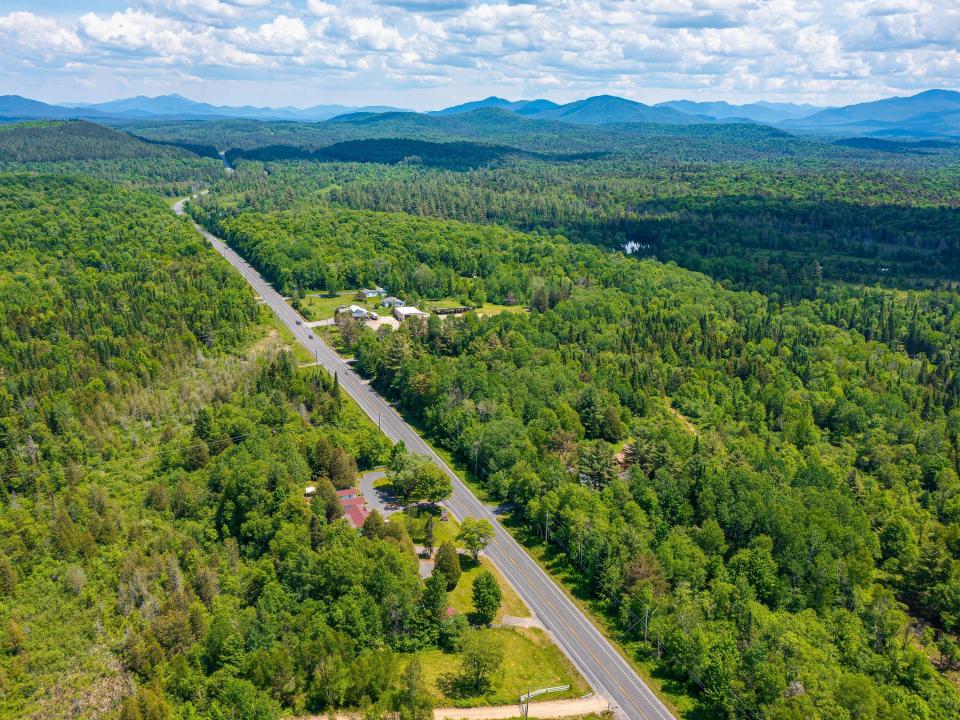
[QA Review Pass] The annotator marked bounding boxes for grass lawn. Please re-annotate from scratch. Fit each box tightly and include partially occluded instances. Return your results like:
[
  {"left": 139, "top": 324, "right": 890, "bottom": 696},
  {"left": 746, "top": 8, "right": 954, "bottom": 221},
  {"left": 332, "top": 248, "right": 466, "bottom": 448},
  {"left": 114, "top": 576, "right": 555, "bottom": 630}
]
[
  {"left": 300, "top": 290, "right": 364, "bottom": 320},
  {"left": 391, "top": 503, "right": 462, "bottom": 548},
  {"left": 420, "top": 298, "right": 528, "bottom": 317},
  {"left": 476, "top": 302, "right": 528, "bottom": 316},
  {"left": 447, "top": 555, "right": 531, "bottom": 621},
  {"left": 424, "top": 297, "right": 470, "bottom": 310},
  {"left": 413, "top": 627, "right": 588, "bottom": 707},
  {"left": 317, "top": 325, "right": 353, "bottom": 358},
  {"left": 384, "top": 493, "right": 531, "bottom": 620}
]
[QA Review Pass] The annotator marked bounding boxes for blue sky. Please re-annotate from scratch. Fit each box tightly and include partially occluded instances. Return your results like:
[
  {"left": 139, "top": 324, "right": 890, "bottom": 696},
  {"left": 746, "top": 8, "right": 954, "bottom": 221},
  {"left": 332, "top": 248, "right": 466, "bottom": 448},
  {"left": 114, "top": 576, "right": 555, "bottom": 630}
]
[{"left": 1, "top": 1, "right": 958, "bottom": 110}]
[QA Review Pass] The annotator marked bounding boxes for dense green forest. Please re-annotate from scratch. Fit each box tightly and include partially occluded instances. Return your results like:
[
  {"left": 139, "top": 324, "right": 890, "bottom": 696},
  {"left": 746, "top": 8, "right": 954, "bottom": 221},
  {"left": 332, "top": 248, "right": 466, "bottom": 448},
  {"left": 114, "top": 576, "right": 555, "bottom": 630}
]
[
  {"left": 0, "top": 122, "right": 193, "bottom": 162},
  {"left": 6, "top": 113, "right": 960, "bottom": 720},
  {"left": 122, "top": 111, "right": 840, "bottom": 159},
  {"left": 196, "top": 198, "right": 960, "bottom": 719},
  {"left": 0, "top": 174, "right": 484, "bottom": 719},
  {"left": 126, "top": 112, "right": 960, "bottom": 293},
  {"left": 198, "top": 150, "right": 960, "bottom": 297},
  {"left": 0, "top": 122, "right": 223, "bottom": 195}
]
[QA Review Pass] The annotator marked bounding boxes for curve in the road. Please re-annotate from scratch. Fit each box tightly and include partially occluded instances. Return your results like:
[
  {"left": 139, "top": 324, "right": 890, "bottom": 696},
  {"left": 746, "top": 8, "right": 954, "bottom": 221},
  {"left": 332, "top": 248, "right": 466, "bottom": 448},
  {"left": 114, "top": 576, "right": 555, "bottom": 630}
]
[{"left": 174, "top": 198, "right": 676, "bottom": 720}]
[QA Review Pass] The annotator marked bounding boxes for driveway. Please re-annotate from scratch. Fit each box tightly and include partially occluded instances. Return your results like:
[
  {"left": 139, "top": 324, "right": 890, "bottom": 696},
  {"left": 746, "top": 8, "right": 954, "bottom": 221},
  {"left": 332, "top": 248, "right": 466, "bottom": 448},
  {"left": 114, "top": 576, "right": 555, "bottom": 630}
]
[
  {"left": 359, "top": 469, "right": 400, "bottom": 517},
  {"left": 360, "top": 470, "right": 434, "bottom": 577}
]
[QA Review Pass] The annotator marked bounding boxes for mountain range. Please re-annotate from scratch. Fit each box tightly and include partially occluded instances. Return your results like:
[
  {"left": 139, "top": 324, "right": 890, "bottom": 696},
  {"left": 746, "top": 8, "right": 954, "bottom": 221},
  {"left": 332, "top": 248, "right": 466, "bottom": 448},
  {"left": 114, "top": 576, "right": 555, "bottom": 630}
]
[
  {"left": 58, "top": 94, "right": 407, "bottom": 121},
  {"left": 655, "top": 99, "right": 825, "bottom": 124},
  {"left": 781, "top": 89, "right": 960, "bottom": 136},
  {"left": 1, "top": 90, "right": 958, "bottom": 137}
]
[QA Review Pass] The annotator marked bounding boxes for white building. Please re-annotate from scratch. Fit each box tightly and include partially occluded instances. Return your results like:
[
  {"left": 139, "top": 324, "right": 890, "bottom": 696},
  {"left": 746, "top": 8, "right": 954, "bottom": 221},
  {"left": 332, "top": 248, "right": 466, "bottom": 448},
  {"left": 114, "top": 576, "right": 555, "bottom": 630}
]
[
  {"left": 394, "top": 306, "right": 428, "bottom": 322},
  {"left": 347, "top": 304, "right": 370, "bottom": 319}
]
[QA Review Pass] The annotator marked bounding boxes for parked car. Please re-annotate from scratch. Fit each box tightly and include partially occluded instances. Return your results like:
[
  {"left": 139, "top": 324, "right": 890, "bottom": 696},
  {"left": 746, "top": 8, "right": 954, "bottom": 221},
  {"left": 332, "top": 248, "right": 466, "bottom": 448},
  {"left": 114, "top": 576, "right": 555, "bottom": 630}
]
[
  {"left": 370, "top": 312, "right": 379, "bottom": 320},
  {"left": 440, "top": 509, "right": 449, "bottom": 522}
]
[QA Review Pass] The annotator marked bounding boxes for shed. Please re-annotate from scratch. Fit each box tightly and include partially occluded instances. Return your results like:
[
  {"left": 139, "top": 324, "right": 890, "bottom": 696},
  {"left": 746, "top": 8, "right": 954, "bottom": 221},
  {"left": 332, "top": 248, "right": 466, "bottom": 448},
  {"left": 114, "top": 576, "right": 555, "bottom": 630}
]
[{"left": 394, "top": 305, "right": 428, "bottom": 322}]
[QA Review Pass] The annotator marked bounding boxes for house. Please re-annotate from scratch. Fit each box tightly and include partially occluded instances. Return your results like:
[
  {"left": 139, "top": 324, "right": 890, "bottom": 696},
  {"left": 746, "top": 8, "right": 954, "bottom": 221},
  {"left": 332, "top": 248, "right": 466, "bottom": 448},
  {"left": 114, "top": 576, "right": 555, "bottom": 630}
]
[
  {"left": 345, "top": 304, "right": 369, "bottom": 320},
  {"left": 381, "top": 296, "right": 405, "bottom": 308},
  {"left": 394, "top": 305, "right": 428, "bottom": 322},
  {"left": 335, "top": 487, "right": 370, "bottom": 529},
  {"left": 344, "top": 504, "right": 370, "bottom": 529},
  {"left": 360, "top": 287, "right": 387, "bottom": 298}
]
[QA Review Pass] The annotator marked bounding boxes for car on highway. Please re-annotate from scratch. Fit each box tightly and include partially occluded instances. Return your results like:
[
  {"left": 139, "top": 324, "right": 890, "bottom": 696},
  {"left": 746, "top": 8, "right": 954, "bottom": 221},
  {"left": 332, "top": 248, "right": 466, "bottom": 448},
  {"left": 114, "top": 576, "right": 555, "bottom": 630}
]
[
  {"left": 308, "top": 333, "right": 314, "bottom": 339},
  {"left": 295, "top": 319, "right": 302, "bottom": 325}
]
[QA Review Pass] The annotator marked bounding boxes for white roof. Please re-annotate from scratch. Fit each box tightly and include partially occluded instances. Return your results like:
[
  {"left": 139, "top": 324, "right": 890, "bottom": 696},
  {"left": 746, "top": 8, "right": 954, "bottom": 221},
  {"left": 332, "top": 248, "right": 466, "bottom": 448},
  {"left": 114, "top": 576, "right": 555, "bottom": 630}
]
[
  {"left": 349, "top": 304, "right": 369, "bottom": 314},
  {"left": 395, "top": 305, "right": 427, "bottom": 316}
]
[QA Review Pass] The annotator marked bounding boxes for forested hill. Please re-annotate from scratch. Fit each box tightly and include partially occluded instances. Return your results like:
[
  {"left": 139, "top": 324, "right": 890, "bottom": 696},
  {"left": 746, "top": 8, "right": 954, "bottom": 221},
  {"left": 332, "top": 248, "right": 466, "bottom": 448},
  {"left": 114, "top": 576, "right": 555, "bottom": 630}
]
[
  {"left": 196, "top": 198, "right": 960, "bottom": 718},
  {"left": 0, "top": 121, "right": 198, "bottom": 162},
  {"left": 124, "top": 111, "right": 823, "bottom": 159},
  {"left": 0, "top": 121, "right": 225, "bottom": 196}
]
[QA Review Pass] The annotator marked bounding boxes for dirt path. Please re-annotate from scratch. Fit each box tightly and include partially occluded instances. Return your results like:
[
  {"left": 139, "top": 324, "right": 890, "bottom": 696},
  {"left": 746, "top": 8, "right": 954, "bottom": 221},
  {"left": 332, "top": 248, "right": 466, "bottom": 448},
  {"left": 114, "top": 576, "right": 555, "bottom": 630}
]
[
  {"left": 436, "top": 695, "right": 609, "bottom": 719},
  {"left": 291, "top": 695, "right": 610, "bottom": 720},
  {"left": 495, "top": 614, "right": 545, "bottom": 630},
  {"left": 666, "top": 400, "right": 699, "bottom": 437}
]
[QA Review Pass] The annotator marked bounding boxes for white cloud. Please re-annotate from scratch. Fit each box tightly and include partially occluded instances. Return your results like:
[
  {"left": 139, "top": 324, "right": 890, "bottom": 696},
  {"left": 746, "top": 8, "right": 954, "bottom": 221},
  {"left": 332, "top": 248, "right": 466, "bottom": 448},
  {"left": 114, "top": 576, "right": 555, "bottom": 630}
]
[
  {"left": 231, "top": 14, "right": 310, "bottom": 54},
  {"left": 0, "top": 11, "right": 83, "bottom": 58},
  {"left": 342, "top": 16, "right": 406, "bottom": 51},
  {"left": 0, "top": 1, "right": 958, "bottom": 107}
]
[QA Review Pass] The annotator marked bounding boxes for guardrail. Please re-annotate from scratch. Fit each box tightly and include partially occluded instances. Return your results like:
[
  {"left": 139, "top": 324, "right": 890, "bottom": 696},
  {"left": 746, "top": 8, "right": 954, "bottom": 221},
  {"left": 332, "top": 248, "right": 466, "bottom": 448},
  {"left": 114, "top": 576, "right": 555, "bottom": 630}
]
[{"left": 519, "top": 685, "right": 571, "bottom": 718}]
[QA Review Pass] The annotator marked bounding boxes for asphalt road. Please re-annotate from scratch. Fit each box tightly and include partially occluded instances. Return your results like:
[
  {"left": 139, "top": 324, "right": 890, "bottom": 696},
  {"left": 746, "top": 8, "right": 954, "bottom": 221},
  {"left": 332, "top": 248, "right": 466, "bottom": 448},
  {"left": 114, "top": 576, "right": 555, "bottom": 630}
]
[{"left": 174, "top": 198, "right": 676, "bottom": 720}]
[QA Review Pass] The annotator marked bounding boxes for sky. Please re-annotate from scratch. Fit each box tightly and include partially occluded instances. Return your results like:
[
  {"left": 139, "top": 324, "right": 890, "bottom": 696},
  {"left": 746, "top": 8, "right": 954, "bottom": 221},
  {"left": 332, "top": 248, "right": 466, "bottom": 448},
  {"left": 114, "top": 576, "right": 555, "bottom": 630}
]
[{"left": 0, "top": 1, "right": 958, "bottom": 110}]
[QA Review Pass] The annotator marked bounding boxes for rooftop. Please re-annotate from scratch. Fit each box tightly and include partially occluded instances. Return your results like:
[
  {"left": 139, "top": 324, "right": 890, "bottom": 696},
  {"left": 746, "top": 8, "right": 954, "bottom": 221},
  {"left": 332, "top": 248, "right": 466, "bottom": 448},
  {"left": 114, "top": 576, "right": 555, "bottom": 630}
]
[
  {"left": 395, "top": 305, "right": 428, "bottom": 317},
  {"left": 344, "top": 504, "right": 370, "bottom": 529}
]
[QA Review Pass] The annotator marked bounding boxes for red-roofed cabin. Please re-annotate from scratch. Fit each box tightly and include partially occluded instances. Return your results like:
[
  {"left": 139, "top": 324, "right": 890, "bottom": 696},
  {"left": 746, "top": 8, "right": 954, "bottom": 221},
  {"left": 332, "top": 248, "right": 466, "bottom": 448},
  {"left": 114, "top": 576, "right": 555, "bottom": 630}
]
[
  {"left": 344, "top": 504, "right": 370, "bottom": 529},
  {"left": 340, "top": 496, "right": 366, "bottom": 509},
  {"left": 336, "top": 488, "right": 361, "bottom": 500}
]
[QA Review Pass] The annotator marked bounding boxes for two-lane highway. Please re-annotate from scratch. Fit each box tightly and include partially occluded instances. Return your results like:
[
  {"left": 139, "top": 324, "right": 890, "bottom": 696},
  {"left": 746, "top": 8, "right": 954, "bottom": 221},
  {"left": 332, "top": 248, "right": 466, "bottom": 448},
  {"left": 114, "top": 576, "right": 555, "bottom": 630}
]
[{"left": 174, "top": 197, "right": 675, "bottom": 720}]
